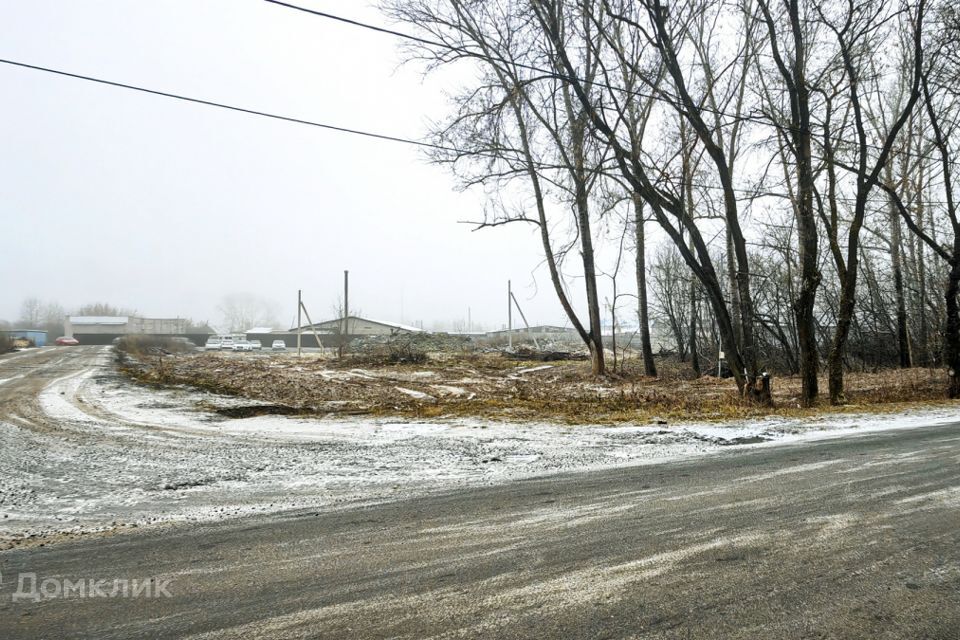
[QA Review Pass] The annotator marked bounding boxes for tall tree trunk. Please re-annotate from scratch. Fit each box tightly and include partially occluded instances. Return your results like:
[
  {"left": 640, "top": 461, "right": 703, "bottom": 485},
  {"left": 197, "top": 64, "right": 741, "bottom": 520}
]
[
  {"left": 634, "top": 196, "right": 657, "bottom": 376},
  {"left": 572, "top": 144, "right": 605, "bottom": 375},
  {"left": 725, "top": 231, "right": 743, "bottom": 353},
  {"left": 828, "top": 287, "right": 856, "bottom": 403},
  {"left": 792, "top": 126, "right": 820, "bottom": 404},
  {"left": 945, "top": 261, "right": 960, "bottom": 398},
  {"left": 683, "top": 152, "right": 701, "bottom": 377},
  {"left": 915, "top": 178, "right": 930, "bottom": 365},
  {"left": 689, "top": 261, "right": 701, "bottom": 376},
  {"left": 886, "top": 164, "right": 911, "bottom": 368},
  {"left": 577, "top": 189, "right": 605, "bottom": 376},
  {"left": 758, "top": 0, "right": 819, "bottom": 406},
  {"left": 791, "top": 69, "right": 820, "bottom": 405}
]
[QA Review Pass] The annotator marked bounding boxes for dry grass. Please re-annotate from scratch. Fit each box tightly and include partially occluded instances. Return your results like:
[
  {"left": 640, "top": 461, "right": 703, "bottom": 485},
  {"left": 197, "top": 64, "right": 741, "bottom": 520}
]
[
  {"left": 114, "top": 335, "right": 196, "bottom": 359},
  {"left": 121, "top": 351, "right": 958, "bottom": 425}
]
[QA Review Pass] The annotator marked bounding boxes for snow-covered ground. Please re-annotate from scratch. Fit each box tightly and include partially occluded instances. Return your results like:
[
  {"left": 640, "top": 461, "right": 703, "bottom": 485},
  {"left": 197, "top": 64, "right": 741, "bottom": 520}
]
[{"left": 2, "top": 348, "right": 958, "bottom": 544}]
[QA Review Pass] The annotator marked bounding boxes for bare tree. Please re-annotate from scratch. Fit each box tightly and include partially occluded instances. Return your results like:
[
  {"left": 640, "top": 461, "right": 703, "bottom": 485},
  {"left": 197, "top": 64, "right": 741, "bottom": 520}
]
[
  {"left": 18, "top": 298, "right": 44, "bottom": 328},
  {"left": 817, "top": 0, "right": 926, "bottom": 403},
  {"left": 530, "top": 0, "right": 767, "bottom": 399},
  {"left": 755, "top": 0, "right": 822, "bottom": 405},
  {"left": 384, "top": 0, "right": 610, "bottom": 374},
  {"left": 881, "top": 6, "right": 960, "bottom": 395},
  {"left": 217, "top": 294, "right": 279, "bottom": 333},
  {"left": 75, "top": 302, "right": 135, "bottom": 317}
]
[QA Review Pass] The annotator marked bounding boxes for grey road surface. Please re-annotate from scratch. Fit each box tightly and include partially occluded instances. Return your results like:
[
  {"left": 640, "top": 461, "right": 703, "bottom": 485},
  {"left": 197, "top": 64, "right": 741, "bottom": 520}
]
[{"left": 0, "top": 348, "right": 958, "bottom": 639}]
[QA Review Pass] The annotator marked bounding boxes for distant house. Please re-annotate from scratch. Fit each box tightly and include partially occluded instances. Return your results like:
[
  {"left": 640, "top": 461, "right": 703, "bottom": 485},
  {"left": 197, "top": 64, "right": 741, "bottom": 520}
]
[{"left": 292, "top": 315, "right": 425, "bottom": 337}]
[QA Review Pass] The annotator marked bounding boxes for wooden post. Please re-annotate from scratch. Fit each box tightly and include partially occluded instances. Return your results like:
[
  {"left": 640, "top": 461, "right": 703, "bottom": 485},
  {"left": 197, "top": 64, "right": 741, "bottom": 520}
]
[
  {"left": 340, "top": 270, "right": 349, "bottom": 358},
  {"left": 510, "top": 290, "right": 540, "bottom": 350},
  {"left": 300, "top": 301, "right": 326, "bottom": 355},
  {"left": 508, "top": 280, "right": 513, "bottom": 350}
]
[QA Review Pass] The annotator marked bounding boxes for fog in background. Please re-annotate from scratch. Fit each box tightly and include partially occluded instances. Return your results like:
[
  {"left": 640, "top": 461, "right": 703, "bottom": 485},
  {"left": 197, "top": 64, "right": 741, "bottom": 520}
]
[{"left": 0, "top": 0, "right": 636, "bottom": 332}]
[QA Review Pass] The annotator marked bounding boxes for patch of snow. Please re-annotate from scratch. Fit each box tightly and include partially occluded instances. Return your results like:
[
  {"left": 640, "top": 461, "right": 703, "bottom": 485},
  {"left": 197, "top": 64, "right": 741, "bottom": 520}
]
[
  {"left": 515, "top": 365, "right": 554, "bottom": 375},
  {"left": 430, "top": 384, "right": 469, "bottom": 397},
  {"left": 394, "top": 387, "right": 435, "bottom": 401}
]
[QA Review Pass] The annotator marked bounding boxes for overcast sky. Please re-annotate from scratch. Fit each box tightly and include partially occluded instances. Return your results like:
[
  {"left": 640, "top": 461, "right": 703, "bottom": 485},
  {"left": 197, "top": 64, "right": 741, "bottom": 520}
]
[{"left": 0, "top": 0, "right": 637, "bottom": 331}]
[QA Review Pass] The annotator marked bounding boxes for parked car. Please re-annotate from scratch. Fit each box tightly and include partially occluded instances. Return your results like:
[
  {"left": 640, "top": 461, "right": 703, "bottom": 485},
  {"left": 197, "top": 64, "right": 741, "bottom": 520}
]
[
  {"left": 271, "top": 340, "right": 287, "bottom": 351},
  {"left": 205, "top": 338, "right": 222, "bottom": 350},
  {"left": 55, "top": 337, "right": 80, "bottom": 346},
  {"left": 232, "top": 341, "right": 254, "bottom": 352},
  {"left": 247, "top": 340, "right": 262, "bottom": 351},
  {"left": 220, "top": 336, "right": 236, "bottom": 350}
]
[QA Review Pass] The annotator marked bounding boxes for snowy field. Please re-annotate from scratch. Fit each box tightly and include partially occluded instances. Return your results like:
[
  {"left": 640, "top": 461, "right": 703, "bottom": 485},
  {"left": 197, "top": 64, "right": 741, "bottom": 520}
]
[{"left": 2, "top": 347, "right": 959, "bottom": 545}]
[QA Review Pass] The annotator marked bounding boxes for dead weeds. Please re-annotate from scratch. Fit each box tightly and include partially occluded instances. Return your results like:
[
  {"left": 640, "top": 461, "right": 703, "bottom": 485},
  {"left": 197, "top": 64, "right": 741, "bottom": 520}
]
[{"left": 120, "top": 351, "right": 959, "bottom": 425}]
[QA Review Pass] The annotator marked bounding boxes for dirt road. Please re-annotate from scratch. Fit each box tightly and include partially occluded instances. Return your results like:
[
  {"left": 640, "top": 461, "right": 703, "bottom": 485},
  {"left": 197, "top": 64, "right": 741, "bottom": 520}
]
[
  {"left": 1, "top": 415, "right": 958, "bottom": 638},
  {"left": 9, "top": 345, "right": 931, "bottom": 546}
]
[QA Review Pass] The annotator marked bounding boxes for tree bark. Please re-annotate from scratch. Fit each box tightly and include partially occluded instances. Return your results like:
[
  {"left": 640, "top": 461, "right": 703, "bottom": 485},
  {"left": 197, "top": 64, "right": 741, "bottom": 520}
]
[
  {"left": 823, "top": 0, "right": 925, "bottom": 403},
  {"left": 568, "top": 109, "right": 605, "bottom": 376},
  {"left": 532, "top": 0, "right": 751, "bottom": 393},
  {"left": 886, "top": 167, "right": 912, "bottom": 368},
  {"left": 689, "top": 254, "right": 701, "bottom": 376},
  {"left": 633, "top": 197, "right": 657, "bottom": 376},
  {"left": 758, "top": 0, "right": 819, "bottom": 406},
  {"left": 945, "top": 261, "right": 960, "bottom": 398},
  {"left": 914, "top": 177, "right": 930, "bottom": 366}
]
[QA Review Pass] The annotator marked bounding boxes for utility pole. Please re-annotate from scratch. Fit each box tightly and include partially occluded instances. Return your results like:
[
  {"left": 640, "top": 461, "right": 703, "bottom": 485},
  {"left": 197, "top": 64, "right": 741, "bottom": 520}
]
[
  {"left": 508, "top": 280, "right": 513, "bottom": 350},
  {"left": 510, "top": 289, "right": 540, "bottom": 350},
  {"left": 297, "top": 289, "right": 302, "bottom": 357},
  {"left": 340, "top": 270, "right": 349, "bottom": 358},
  {"left": 468, "top": 306, "right": 472, "bottom": 333}
]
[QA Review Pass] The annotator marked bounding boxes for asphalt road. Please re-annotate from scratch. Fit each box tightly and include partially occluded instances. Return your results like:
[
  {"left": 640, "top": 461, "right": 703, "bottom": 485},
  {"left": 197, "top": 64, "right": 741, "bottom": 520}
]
[{"left": 0, "top": 389, "right": 957, "bottom": 640}]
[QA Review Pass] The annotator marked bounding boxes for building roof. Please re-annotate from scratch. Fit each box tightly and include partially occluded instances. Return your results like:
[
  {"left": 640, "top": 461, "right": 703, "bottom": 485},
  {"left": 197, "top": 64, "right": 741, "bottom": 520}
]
[
  {"left": 361, "top": 317, "right": 425, "bottom": 333},
  {"left": 486, "top": 324, "right": 577, "bottom": 336},
  {"left": 245, "top": 327, "right": 275, "bottom": 334},
  {"left": 69, "top": 316, "right": 129, "bottom": 325},
  {"left": 292, "top": 315, "right": 425, "bottom": 333}
]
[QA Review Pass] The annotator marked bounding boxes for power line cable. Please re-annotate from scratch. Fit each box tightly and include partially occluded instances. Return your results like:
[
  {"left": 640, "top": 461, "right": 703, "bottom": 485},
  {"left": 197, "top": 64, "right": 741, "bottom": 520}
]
[
  {"left": 0, "top": 56, "right": 952, "bottom": 205},
  {"left": 263, "top": 0, "right": 762, "bottom": 127},
  {"left": 264, "top": 0, "right": 948, "bottom": 165},
  {"left": 0, "top": 57, "right": 454, "bottom": 152}
]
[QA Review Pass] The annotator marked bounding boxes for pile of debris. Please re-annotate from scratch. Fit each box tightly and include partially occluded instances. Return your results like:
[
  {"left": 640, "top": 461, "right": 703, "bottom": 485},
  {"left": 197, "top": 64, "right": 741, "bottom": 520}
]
[
  {"left": 352, "top": 332, "right": 475, "bottom": 357},
  {"left": 503, "top": 344, "right": 589, "bottom": 362}
]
